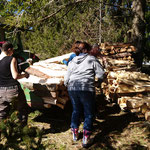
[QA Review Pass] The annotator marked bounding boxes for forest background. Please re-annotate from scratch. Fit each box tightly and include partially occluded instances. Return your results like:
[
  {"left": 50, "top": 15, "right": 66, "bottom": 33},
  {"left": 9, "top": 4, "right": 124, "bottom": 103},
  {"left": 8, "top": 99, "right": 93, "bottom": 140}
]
[{"left": 0, "top": 0, "right": 150, "bottom": 65}]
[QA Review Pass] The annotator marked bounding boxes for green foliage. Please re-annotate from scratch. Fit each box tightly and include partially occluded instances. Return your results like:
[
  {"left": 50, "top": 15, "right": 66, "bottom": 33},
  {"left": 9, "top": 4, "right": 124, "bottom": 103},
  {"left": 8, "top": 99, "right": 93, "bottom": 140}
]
[
  {"left": 0, "top": 111, "right": 45, "bottom": 150},
  {"left": 0, "top": 0, "right": 149, "bottom": 60},
  {"left": 145, "top": 2, "right": 150, "bottom": 59}
]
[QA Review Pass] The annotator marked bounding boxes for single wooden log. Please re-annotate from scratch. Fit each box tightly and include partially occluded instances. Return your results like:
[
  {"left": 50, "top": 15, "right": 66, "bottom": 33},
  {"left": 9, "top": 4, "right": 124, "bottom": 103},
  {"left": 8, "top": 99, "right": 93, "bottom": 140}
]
[
  {"left": 129, "top": 46, "right": 136, "bottom": 52},
  {"left": 106, "top": 58, "right": 135, "bottom": 66},
  {"left": 34, "top": 63, "right": 67, "bottom": 71},
  {"left": 119, "top": 48, "right": 128, "bottom": 53},
  {"left": 25, "top": 67, "right": 50, "bottom": 78},
  {"left": 50, "top": 91, "right": 58, "bottom": 98},
  {"left": 26, "top": 65, "right": 65, "bottom": 78},
  {"left": 46, "top": 84, "right": 59, "bottom": 91},
  {"left": 141, "top": 103, "right": 148, "bottom": 114},
  {"left": 126, "top": 99, "right": 144, "bottom": 109},
  {"left": 111, "top": 67, "right": 138, "bottom": 72},
  {"left": 42, "top": 97, "right": 57, "bottom": 105},
  {"left": 108, "top": 71, "right": 150, "bottom": 81},
  {"left": 118, "top": 97, "right": 129, "bottom": 105},
  {"left": 116, "top": 84, "right": 150, "bottom": 93},
  {"left": 107, "top": 52, "right": 132, "bottom": 59},
  {"left": 130, "top": 108, "right": 141, "bottom": 113},
  {"left": 118, "top": 79, "right": 150, "bottom": 87},
  {"left": 145, "top": 110, "right": 150, "bottom": 121}
]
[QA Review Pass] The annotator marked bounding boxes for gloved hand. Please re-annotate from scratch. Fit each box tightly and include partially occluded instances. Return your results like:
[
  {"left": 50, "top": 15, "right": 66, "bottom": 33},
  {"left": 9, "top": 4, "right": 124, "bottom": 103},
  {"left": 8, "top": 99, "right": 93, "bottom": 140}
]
[{"left": 24, "top": 72, "right": 29, "bottom": 78}]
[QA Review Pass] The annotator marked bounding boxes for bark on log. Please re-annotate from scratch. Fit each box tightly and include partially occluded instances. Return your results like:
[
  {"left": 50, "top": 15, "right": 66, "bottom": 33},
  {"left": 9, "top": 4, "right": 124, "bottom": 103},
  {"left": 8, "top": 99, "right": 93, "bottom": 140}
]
[
  {"left": 145, "top": 110, "right": 150, "bottom": 121},
  {"left": 42, "top": 97, "right": 57, "bottom": 105},
  {"left": 140, "top": 103, "right": 148, "bottom": 114},
  {"left": 127, "top": 99, "right": 144, "bottom": 109},
  {"left": 107, "top": 52, "right": 132, "bottom": 59},
  {"left": 25, "top": 67, "right": 50, "bottom": 78},
  {"left": 108, "top": 71, "right": 150, "bottom": 81}
]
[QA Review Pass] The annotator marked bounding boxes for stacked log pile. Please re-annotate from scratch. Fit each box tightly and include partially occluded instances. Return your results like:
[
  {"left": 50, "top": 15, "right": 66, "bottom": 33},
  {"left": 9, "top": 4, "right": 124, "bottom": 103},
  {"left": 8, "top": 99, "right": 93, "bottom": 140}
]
[
  {"left": 19, "top": 53, "right": 73, "bottom": 109},
  {"left": 19, "top": 43, "right": 150, "bottom": 120},
  {"left": 100, "top": 43, "right": 150, "bottom": 121}
]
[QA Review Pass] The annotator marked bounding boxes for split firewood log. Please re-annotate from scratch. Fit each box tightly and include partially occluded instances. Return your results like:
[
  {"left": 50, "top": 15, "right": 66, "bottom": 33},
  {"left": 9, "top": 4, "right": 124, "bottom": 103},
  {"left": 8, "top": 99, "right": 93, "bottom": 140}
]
[
  {"left": 106, "top": 58, "right": 135, "bottom": 66},
  {"left": 106, "top": 52, "right": 132, "bottom": 59},
  {"left": 26, "top": 65, "right": 65, "bottom": 78},
  {"left": 33, "top": 63, "right": 67, "bottom": 71},
  {"left": 126, "top": 98, "right": 144, "bottom": 109},
  {"left": 119, "top": 48, "right": 127, "bottom": 53},
  {"left": 56, "top": 103, "right": 65, "bottom": 109},
  {"left": 130, "top": 108, "right": 141, "bottom": 113},
  {"left": 118, "top": 79, "right": 150, "bottom": 87},
  {"left": 50, "top": 91, "right": 58, "bottom": 98},
  {"left": 25, "top": 67, "right": 51, "bottom": 78},
  {"left": 119, "top": 85, "right": 150, "bottom": 93},
  {"left": 145, "top": 110, "right": 150, "bottom": 121},
  {"left": 141, "top": 103, "right": 148, "bottom": 114},
  {"left": 108, "top": 71, "right": 150, "bottom": 81},
  {"left": 42, "top": 97, "right": 57, "bottom": 105}
]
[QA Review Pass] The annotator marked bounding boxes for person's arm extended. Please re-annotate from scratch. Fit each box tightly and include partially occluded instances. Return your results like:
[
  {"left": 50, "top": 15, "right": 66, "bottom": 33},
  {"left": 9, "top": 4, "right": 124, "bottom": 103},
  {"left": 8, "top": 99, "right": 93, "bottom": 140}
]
[
  {"left": 63, "top": 53, "right": 76, "bottom": 66},
  {"left": 11, "top": 57, "right": 29, "bottom": 79},
  {"left": 94, "top": 58, "right": 105, "bottom": 81},
  {"left": 64, "top": 63, "right": 72, "bottom": 86}
]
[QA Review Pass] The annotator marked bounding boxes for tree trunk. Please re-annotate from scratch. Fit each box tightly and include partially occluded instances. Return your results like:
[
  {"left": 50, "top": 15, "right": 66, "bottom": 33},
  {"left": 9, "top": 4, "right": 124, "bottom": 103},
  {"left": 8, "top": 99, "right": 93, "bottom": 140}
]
[{"left": 131, "top": 0, "right": 146, "bottom": 68}]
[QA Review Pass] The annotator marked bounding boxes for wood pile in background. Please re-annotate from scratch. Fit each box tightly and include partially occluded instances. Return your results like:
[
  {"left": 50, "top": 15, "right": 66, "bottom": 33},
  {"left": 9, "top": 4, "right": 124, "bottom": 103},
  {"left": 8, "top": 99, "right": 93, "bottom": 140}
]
[
  {"left": 19, "top": 43, "right": 150, "bottom": 121},
  {"left": 100, "top": 43, "right": 150, "bottom": 121}
]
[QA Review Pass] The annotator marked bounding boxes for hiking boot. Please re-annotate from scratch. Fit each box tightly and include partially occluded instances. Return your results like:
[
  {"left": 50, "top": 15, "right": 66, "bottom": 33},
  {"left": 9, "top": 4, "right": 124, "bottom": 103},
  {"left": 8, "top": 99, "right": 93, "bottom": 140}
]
[
  {"left": 71, "top": 128, "right": 79, "bottom": 141},
  {"left": 82, "top": 130, "right": 92, "bottom": 148}
]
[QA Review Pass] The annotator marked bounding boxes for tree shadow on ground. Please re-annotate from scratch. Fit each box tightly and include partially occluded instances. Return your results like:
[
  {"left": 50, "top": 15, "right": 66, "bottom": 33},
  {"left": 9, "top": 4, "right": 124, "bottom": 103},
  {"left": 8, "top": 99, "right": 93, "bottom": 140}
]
[
  {"left": 30, "top": 93, "right": 146, "bottom": 149},
  {"left": 32, "top": 101, "right": 72, "bottom": 133},
  {"left": 89, "top": 94, "right": 145, "bottom": 149}
]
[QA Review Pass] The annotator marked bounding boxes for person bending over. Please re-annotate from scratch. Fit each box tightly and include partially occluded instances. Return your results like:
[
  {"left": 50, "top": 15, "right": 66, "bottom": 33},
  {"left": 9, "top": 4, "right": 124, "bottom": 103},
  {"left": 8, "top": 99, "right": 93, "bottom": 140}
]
[{"left": 64, "top": 42, "right": 105, "bottom": 148}]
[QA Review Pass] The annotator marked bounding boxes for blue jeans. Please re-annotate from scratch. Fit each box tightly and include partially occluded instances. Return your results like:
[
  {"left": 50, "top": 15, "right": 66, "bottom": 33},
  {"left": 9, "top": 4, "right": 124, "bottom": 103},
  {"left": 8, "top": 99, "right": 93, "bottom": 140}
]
[{"left": 68, "top": 91, "right": 95, "bottom": 131}]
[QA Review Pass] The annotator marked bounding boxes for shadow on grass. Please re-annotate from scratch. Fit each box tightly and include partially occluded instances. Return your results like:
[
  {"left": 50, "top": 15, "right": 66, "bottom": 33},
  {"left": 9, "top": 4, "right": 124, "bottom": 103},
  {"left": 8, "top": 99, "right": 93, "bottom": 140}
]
[
  {"left": 31, "top": 101, "right": 72, "bottom": 133},
  {"left": 91, "top": 102, "right": 144, "bottom": 149},
  {"left": 30, "top": 94, "right": 146, "bottom": 149}
]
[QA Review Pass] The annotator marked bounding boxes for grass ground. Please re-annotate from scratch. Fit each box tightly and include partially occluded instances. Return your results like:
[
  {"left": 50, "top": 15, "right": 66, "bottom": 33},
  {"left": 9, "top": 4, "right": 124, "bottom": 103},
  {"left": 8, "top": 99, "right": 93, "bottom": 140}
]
[{"left": 28, "top": 94, "right": 150, "bottom": 150}]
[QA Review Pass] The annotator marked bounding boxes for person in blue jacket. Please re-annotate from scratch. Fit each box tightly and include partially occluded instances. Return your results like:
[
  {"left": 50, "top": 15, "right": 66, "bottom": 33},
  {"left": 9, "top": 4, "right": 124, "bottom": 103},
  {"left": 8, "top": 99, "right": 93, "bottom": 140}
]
[{"left": 62, "top": 41, "right": 82, "bottom": 66}]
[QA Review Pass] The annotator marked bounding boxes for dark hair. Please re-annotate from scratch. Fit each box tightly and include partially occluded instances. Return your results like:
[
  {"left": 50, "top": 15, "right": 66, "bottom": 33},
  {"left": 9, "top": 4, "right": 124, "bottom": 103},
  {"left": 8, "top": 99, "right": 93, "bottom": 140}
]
[
  {"left": 80, "top": 42, "right": 92, "bottom": 53},
  {"left": 73, "top": 47, "right": 80, "bottom": 56},
  {"left": 90, "top": 47, "right": 99, "bottom": 57},
  {"left": 2, "top": 41, "right": 13, "bottom": 52},
  {"left": 71, "top": 41, "right": 82, "bottom": 50}
]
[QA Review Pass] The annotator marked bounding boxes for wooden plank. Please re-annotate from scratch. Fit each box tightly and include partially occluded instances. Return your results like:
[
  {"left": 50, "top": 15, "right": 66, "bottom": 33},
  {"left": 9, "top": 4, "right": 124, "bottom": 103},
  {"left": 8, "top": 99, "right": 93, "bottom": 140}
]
[
  {"left": 42, "top": 97, "right": 57, "bottom": 105},
  {"left": 25, "top": 67, "right": 50, "bottom": 78}
]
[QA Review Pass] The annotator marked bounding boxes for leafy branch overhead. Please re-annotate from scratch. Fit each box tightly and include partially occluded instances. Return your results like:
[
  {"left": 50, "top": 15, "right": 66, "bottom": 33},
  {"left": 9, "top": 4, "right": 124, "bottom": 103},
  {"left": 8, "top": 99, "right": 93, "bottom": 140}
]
[{"left": 0, "top": 0, "right": 149, "bottom": 62}]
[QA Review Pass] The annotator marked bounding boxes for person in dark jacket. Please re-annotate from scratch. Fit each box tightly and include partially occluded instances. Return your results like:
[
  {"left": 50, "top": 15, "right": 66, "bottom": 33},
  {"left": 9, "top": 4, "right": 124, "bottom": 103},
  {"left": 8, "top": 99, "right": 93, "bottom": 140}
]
[
  {"left": 0, "top": 41, "right": 29, "bottom": 125},
  {"left": 64, "top": 42, "right": 105, "bottom": 148}
]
